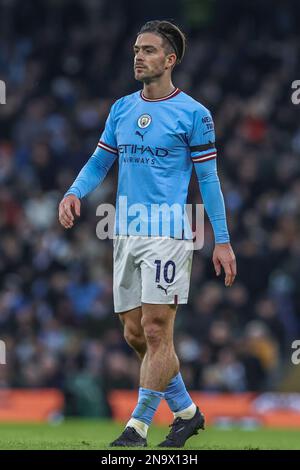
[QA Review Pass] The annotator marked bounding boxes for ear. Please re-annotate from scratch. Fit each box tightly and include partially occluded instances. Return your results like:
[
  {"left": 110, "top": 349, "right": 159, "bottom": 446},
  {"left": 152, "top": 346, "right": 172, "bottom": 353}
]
[{"left": 166, "top": 53, "right": 177, "bottom": 69}]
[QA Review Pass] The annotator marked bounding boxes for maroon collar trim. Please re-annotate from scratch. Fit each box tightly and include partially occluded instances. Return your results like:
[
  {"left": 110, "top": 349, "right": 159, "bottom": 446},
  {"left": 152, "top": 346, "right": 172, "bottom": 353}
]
[{"left": 140, "top": 87, "right": 181, "bottom": 102}]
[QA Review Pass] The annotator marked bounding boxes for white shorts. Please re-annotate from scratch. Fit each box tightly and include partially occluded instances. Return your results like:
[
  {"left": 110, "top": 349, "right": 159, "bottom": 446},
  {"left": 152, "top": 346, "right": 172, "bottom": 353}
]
[{"left": 113, "top": 236, "right": 193, "bottom": 313}]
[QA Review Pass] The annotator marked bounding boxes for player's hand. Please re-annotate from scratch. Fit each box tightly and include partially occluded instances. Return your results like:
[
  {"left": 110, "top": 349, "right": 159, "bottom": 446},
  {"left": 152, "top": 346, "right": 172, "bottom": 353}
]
[
  {"left": 58, "top": 194, "right": 81, "bottom": 229},
  {"left": 213, "top": 242, "right": 236, "bottom": 287}
]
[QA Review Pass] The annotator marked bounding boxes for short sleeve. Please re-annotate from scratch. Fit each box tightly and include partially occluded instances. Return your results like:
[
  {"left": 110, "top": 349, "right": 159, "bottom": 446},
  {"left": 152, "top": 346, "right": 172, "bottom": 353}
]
[{"left": 189, "top": 107, "right": 217, "bottom": 164}]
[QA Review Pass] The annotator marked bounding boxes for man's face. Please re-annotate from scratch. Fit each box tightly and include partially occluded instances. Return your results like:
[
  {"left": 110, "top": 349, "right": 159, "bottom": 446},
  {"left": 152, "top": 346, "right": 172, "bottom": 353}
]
[{"left": 133, "top": 33, "right": 174, "bottom": 83}]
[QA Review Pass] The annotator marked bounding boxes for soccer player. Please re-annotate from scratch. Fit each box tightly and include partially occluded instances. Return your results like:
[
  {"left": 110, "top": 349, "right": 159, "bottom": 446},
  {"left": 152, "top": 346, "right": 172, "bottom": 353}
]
[{"left": 59, "top": 20, "right": 236, "bottom": 447}]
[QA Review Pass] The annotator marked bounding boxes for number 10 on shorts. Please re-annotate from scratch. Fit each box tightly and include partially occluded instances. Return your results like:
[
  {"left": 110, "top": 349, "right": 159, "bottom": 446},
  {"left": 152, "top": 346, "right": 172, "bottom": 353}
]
[{"left": 154, "top": 259, "right": 176, "bottom": 283}]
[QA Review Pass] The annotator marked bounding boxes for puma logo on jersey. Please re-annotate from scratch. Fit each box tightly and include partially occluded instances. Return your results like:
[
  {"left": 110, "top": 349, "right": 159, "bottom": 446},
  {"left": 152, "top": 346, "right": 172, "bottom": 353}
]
[
  {"left": 135, "top": 130, "right": 147, "bottom": 141},
  {"left": 157, "top": 284, "right": 169, "bottom": 295}
]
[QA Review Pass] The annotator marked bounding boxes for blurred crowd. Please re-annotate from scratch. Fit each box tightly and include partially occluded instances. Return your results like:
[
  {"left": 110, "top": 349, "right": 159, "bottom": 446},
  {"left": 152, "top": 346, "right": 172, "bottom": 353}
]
[{"left": 1, "top": 0, "right": 300, "bottom": 416}]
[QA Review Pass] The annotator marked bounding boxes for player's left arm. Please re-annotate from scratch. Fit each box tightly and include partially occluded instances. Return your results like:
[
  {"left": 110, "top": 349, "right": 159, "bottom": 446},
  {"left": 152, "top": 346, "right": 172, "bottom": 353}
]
[{"left": 189, "top": 107, "right": 237, "bottom": 287}]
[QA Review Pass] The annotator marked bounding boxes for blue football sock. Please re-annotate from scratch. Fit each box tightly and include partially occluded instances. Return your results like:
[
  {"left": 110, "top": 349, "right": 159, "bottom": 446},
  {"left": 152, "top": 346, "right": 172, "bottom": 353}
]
[
  {"left": 164, "top": 373, "right": 193, "bottom": 413},
  {"left": 131, "top": 387, "right": 164, "bottom": 426}
]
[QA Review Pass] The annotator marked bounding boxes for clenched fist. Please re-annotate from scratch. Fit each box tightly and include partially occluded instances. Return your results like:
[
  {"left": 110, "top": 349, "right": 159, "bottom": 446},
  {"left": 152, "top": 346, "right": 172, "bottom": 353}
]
[{"left": 58, "top": 194, "right": 81, "bottom": 229}]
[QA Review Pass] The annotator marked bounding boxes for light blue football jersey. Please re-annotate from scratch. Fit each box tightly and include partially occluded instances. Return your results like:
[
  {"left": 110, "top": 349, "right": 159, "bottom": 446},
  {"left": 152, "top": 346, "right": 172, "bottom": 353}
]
[
  {"left": 65, "top": 87, "right": 229, "bottom": 242},
  {"left": 99, "top": 88, "right": 216, "bottom": 237}
]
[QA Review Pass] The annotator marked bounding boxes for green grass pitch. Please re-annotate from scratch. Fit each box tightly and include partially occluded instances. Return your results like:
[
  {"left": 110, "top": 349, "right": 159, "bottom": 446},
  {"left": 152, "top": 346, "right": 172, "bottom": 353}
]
[{"left": 0, "top": 420, "right": 299, "bottom": 450}]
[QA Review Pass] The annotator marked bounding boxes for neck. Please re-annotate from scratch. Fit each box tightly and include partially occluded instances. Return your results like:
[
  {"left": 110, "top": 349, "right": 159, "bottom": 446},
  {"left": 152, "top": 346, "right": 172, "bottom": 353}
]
[{"left": 142, "top": 77, "right": 175, "bottom": 100}]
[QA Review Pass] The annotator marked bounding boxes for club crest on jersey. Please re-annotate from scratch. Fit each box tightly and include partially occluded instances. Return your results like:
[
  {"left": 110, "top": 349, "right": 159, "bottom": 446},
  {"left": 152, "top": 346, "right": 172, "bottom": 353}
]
[{"left": 137, "top": 114, "right": 152, "bottom": 129}]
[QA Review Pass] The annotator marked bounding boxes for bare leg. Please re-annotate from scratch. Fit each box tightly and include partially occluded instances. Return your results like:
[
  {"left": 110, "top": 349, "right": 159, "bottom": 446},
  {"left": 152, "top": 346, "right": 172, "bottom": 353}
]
[
  {"left": 140, "top": 303, "right": 180, "bottom": 392},
  {"left": 119, "top": 307, "right": 146, "bottom": 361},
  {"left": 119, "top": 304, "right": 179, "bottom": 390}
]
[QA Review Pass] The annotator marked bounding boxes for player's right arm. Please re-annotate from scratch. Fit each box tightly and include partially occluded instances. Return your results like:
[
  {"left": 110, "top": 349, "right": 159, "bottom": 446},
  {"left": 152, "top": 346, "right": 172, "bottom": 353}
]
[{"left": 59, "top": 101, "right": 118, "bottom": 229}]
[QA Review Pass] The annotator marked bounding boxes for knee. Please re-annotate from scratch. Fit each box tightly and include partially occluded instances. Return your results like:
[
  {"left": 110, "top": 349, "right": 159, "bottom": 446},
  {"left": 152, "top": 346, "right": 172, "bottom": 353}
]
[
  {"left": 141, "top": 317, "right": 166, "bottom": 350},
  {"left": 124, "top": 326, "right": 146, "bottom": 355}
]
